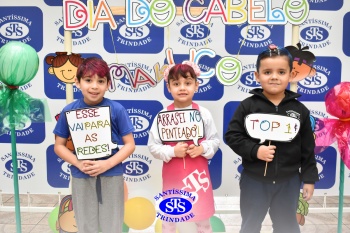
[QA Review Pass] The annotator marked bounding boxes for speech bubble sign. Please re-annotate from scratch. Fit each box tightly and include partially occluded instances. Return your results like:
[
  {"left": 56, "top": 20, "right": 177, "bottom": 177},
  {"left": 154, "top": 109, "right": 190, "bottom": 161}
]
[
  {"left": 244, "top": 113, "right": 300, "bottom": 143},
  {"left": 65, "top": 106, "right": 118, "bottom": 160},
  {"left": 157, "top": 109, "right": 204, "bottom": 146}
]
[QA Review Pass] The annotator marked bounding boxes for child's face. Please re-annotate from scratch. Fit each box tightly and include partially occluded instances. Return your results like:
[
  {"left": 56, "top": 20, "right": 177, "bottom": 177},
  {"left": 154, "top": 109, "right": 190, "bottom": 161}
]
[
  {"left": 255, "top": 56, "right": 294, "bottom": 100},
  {"left": 75, "top": 74, "right": 110, "bottom": 106},
  {"left": 166, "top": 73, "right": 199, "bottom": 108}
]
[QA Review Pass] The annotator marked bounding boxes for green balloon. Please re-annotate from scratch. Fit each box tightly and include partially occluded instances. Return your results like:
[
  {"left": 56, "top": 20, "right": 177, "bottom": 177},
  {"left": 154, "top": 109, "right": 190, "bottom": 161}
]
[
  {"left": 122, "top": 222, "right": 130, "bottom": 233},
  {"left": 0, "top": 41, "right": 39, "bottom": 86},
  {"left": 48, "top": 206, "right": 59, "bottom": 233},
  {"left": 210, "top": 216, "right": 226, "bottom": 232}
]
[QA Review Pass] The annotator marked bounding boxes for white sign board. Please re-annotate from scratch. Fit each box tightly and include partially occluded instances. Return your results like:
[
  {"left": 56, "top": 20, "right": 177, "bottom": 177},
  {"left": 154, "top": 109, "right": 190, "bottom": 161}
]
[
  {"left": 65, "top": 106, "right": 118, "bottom": 160},
  {"left": 157, "top": 110, "right": 204, "bottom": 146},
  {"left": 244, "top": 113, "right": 300, "bottom": 143}
]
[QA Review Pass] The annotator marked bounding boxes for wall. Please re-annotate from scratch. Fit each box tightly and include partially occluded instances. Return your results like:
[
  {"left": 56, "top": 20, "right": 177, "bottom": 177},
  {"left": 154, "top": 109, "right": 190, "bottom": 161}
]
[{"left": 0, "top": 0, "right": 349, "bottom": 201}]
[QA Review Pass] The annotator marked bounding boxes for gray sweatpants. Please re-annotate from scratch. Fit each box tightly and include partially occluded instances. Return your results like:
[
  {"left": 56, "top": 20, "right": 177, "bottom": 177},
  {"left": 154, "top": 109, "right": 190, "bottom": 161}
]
[{"left": 72, "top": 175, "right": 124, "bottom": 233}]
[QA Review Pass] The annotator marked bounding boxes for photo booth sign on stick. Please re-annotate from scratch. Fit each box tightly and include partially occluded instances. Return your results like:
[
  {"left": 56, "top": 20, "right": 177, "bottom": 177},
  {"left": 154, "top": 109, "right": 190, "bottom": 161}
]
[
  {"left": 245, "top": 113, "right": 300, "bottom": 143},
  {"left": 65, "top": 106, "right": 118, "bottom": 160},
  {"left": 157, "top": 110, "right": 204, "bottom": 146}
]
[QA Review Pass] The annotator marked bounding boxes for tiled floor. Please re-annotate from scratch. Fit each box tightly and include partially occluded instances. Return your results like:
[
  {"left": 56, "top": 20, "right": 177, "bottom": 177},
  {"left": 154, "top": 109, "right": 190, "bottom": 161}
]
[{"left": 0, "top": 194, "right": 349, "bottom": 233}]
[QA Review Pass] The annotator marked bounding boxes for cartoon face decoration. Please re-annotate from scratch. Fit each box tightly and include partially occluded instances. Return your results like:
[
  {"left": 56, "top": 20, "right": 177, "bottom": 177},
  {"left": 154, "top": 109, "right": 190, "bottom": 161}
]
[
  {"left": 46, "top": 52, "right": 84, "bottom": 84},
  {"left": 285, "top": 43, "right": 316, "bottom": 82},
  {"left": 56, "top": 195, "right": 77, "bottom": 233}
]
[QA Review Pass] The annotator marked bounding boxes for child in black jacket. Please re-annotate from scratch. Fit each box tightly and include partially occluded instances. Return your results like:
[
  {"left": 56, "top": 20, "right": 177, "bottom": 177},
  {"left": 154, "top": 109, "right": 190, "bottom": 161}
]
[{"left": 225, "top": 44, "right": 319, "bottom": 233}]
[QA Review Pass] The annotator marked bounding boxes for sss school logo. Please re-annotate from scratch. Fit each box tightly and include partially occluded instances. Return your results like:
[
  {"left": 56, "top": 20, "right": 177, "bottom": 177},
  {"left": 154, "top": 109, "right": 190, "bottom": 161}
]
[
  {"left": 310, "top": 109, "right": 329, "bottom": 155},
  {"left": 103, "top": 16, "right": 164, "bottom": 54},
  {"left": 0, "top": 97, "right": 46, "bottom": 143},
  {"left": 0, "top": 81, "right": 34, "bottom": 94},
  {"left": 117, "top": 100, "right": 163, "bottom": 145},
  {"left": 0, "top": 7, "right": 43, "bottom": 51},
  {"left": 53, "top": 17, "right": 91, "bottom": 46},
  {"left": 176, "top": 18, "right": 214, "bottom": 47},
  {"left": 225, "top": 23, "right": 284, "bottom": 55},
  {"left": 237, "top": 62, "right": 261, "bottom": 94},
  {"left": 299, "top": 18, "right": 332, "bottom": 49},
  {"left": 343, "top": 13, "right": 350, "bottom": 57},
  {"left": 123, "top": 154, "right": 152, "bottom": 182},
  {"left": 314, "top": 146, "right": 336, "bottom": 189},
  {"left": 1, "top": 152, "right": 36, "bottom": 181},
  {"left": 0, "top": 79, "right": 42, "bottom": 143},
  {"left": 46, "top": 145, "right": 70, "bottom": 188},
  {"left": 223, "top": 101, "right": 243, "bottom": 182},
  {"left": 208, "top": 149, "right": 222, "bottom": 189},
  {"left": 0, "top": 123, "right": 45, "bottom": 144},
  {"left": 309, "top": 0, "right": 343, "bottom": 11},
  {"left": 297, "top": 57, "right": 341, "bottom": 102},
  {"left": 154, "top": 189, "right": 196, "bottom": 222},
  {"left": 159, "top": 197, "right": 192, "bottom": 215},
  {"left": 164, "top": 54, "right": 224, "bottom": 101},
  {"left": 223, "top": 101, "right": 240, "bottom": 143}
]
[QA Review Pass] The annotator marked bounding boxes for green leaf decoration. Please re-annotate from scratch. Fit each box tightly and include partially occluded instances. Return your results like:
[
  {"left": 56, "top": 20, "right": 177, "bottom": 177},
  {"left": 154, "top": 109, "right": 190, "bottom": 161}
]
[{"left": 296, "top": 192, "right": 309, "bottom": 216}]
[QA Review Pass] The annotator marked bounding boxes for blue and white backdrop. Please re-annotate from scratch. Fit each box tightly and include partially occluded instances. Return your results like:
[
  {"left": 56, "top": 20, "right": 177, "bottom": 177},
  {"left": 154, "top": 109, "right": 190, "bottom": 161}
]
[{"left": 0, "top": 0, "right": 349, "bottom": 202}]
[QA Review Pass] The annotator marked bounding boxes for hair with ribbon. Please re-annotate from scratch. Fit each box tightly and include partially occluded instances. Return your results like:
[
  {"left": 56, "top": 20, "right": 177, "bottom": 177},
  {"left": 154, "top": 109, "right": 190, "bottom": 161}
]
[
  {"left": 163, "top": 61, "right": 201, "bottom": 82},
  {"left": 256, "top": 44, "right": 293, "bottom": 72}
]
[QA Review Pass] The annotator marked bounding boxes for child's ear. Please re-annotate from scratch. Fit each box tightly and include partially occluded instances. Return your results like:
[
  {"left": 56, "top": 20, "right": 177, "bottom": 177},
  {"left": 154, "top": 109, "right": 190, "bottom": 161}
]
[
  {"left": 290, "top": 71, "right": 297, "bottom": 82},
  {"left": 254, "top": 71, "right": 260, "bottom": 83},
  {"left": 166, "top": 82, "right": 171, "bottom": 92},
  {"left": 75, "top": 77, "right": 80, "bottom": 88}
]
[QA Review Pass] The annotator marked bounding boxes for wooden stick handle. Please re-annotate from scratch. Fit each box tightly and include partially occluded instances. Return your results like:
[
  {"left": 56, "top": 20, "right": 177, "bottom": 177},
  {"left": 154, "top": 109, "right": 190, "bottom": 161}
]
[{"left": 264, "top": 141, "right": 271, "bottom": 176}]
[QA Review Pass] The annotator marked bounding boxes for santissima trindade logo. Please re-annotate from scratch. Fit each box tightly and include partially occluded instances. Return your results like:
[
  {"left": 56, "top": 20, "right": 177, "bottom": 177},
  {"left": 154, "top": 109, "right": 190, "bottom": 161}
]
[
  {"left": 1, "top": 152, "right": 36, "bottom": 181},
  {"left": 237, "top": 62, "right": 261, "bottom": 94},
  {"left": 154, "top": 189, "right": 195, "bottom": 222},
  {"left": 299, "top": 18, "right": 332, "bottom": 49},
  {"left": 54, "top": 17, "right": 91, "bottom": 46},
  {"left": 123, "top": 154, "right": 152, "bottom": 182},
  {"left": 0, "top": 7, "right": 43, "bottom": 50}
]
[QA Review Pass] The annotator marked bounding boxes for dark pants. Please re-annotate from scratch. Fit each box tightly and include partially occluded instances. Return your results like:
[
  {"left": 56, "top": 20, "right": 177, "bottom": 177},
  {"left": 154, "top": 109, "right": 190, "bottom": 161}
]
[{"left": 239, "top": 171, "right": 301, "bottom": 233}]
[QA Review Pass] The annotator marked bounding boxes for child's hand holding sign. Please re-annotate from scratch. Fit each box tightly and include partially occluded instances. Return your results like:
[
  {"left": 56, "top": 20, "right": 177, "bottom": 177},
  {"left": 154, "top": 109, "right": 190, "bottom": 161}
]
[
  {"left": 244, "top": 113, "right": 300, "bottom": 176},
  {"left": 174, "top": 142, "right": 189, "bottom": 158},
  {"left": 257, "top": 144, "right": 276, "bottom": 162},
  {"left": 187, "top": 144, "right": 204, "bottom": 158}
]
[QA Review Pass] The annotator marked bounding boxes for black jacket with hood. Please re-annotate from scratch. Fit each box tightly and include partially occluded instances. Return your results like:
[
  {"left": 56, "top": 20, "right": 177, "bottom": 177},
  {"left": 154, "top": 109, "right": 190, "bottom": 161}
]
[{"left": 225, "top": 88, "right": 319, "bottom": 184}]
